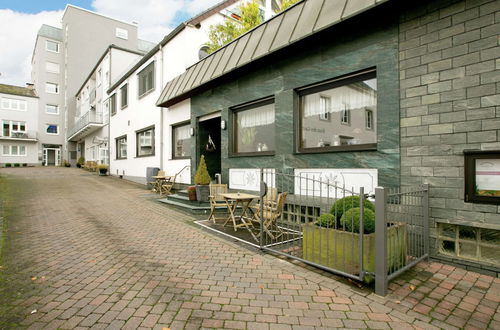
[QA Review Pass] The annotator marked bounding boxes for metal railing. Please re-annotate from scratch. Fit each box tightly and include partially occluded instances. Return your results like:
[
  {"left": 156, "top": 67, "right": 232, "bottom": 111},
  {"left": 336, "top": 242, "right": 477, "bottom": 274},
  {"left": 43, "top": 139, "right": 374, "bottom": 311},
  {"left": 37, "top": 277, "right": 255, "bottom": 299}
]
[
  {"left": 0, "top": 130, "right": 38, "bottom": 140},
  {"left": 68, "top": 111, "right": 104, "bottom": 138}
]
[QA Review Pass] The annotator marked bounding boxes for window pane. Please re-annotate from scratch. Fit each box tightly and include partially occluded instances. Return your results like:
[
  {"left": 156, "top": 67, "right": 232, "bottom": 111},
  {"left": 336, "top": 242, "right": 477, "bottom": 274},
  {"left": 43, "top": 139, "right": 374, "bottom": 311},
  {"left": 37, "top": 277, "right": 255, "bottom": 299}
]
[
  {"left": 121, "top": 84, "right": 128, "bottom": 108},
  {"left": 137, "top": 128, "right": 154, "bottom": 156},
  {"left": 173, "top": 124, "right": 191, "bottom": 158},
  {"left": 46, "top": 83, "right": 58, "bottom": 93},
  {"left": 3, "top": 121, "right": 9, "bottom": 136},
  {"left": 138, "top": 62, "right": 154, "bottom": 96},
  {"left": 11, "top": 145, "right": 18, "bottom": 155},
  {"left": 234, "top": 102, "right": 275, "bottom": 153},
  {"left": 46, "top": 40, "right": 59, "bottom": 52},
  {"left": 300, "top": 76, "right": 377, "bottom": 149},
  {"left": 19, "top": 146, "right": 26, "bottom": 155},
  {"left": 47, "top": 124, "right": 58, "bottom": 134},
  {"left": 110, "top": 94, "right": 116, "bottom": 115},
  {"left": 46, "top": 104, "right": 58, "bottom": 114},
  {"left": 2, "top": 145, "right": 9, "bottom": 155},
  {"left": 475, "top": 158, "right": 500, "bottom": 197},
  {"left": 117, "top": 137, "right": 127, "bottom": 158}
]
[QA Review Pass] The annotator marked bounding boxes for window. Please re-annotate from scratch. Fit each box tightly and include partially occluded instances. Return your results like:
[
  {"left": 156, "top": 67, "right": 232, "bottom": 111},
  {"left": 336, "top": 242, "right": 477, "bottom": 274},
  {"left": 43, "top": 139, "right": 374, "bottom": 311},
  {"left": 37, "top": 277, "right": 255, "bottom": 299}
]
[
  {"left": 45, "top": 62, "right": 60, "bottom": 73},
  {"left": 115, "top": 27, "right": 129, "bottom": 39},
  {"left": 1, "top": 98, "right": 27, "bottom": 111},
  {"left": 365, "top": 109, "right": 374, "bottom": 129},
  {"left": 2, "top": 145, "right": 26, "bottom": 156},
  {"left": 110, "top": 94, "right": 117, "bottom": 116},
  {"left": 172, "top": 123, "right": 191, "bottom": 159},
  {"left": 298, "top": 70, "right": 377, "bottom": 152},
  {"left": 116, "top": 136, "right": 127, "bottom": 159},
  {"left": 437, "top": 223, "right": 499, "bottom": 266},
  {"left": 46, "top": 104, "right": 59, "bottom": 114},
  {"left": 97, "top": 69, "right": 102, "bottom": 86},
  {"left": 46, "top": 83, "right": 59, "bottom": 94},
  {"left": 120, "top": 84, "right": 128, "bottom": 109},
  {"left": 465, "top": 151, "right": 500, "bottom": 205},
  {"left": 231, "top": 97, "right": 275, "bottom": 155},
  {"left": 46, "top": 124, "right": 58, "bottom": 135},
  {"left": 46, "top": 40, "right": 59, "bottom": 53},
  {"left": 138, "top": 62, "right": 155, "bottom": 97},
  {"left": 136, "top": 126, "right": 154, "bottom": 157},
  {"left": 2, "top": 120, "right": 26, "bottom": 137},
  {"left": 198, "top": 46, "right": 210, "bottom": 60}
]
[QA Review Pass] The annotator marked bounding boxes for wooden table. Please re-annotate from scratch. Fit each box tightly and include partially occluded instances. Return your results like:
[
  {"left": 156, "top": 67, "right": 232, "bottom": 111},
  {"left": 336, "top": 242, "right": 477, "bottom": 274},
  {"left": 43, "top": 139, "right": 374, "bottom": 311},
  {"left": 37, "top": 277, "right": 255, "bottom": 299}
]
[
  {"left": 151, "top": 175, "right": 172, "bottom": 195},
  {"left": 220, "top": 192, "right": 259, "bottom": 242}
]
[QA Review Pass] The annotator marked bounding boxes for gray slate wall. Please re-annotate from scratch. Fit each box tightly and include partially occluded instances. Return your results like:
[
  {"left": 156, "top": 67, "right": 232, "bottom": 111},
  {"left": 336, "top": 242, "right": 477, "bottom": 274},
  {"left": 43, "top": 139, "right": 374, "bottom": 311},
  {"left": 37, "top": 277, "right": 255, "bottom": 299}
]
[{"left": 399, "top": 0, "right": 500, "bottom": 270}]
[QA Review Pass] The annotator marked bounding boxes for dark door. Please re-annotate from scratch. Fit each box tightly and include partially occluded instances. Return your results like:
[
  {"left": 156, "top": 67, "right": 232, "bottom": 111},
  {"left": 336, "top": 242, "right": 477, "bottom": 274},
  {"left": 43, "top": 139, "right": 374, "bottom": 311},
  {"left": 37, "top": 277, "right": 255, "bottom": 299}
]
[
  {"left": 47, "top": 150, "right": 56, "bottom": 166},
  {"left": 198, "top": 117, "right": 221, "bottom": 179}
]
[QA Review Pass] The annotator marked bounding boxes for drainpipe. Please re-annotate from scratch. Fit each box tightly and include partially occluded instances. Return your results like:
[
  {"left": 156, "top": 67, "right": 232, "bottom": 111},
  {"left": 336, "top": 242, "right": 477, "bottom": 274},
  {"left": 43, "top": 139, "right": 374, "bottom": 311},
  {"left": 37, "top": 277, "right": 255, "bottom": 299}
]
[{"left": 159, "top": 44, "right": 164, "bottom": 170}]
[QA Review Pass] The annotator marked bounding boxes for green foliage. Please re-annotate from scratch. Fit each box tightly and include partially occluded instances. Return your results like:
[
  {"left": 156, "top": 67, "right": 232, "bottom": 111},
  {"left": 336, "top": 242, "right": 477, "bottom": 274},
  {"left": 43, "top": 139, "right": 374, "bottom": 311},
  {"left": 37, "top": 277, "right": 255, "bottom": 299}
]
[
  {"left": 5, "top": 164, "right": 11, "bottom": 167},
  {"left": 194, "top": 155, "right": 211, "bottom": 185},
  {"left": 280, "top": 0, "right": 300, "bottom": 10},
  {"left": 77, "top": 156, "right": 85, "bottom": 165},
  {"left": 97, "top": 164, "right": 108, "bottom": 170},
  {"left": 13, "top": 164, "right": 20, "bottom": 167},
  {"left": 330, "top": 195, "right": 375, "bottom": 220},
  {"left": 316, "top": 213, "right": 335, "bottom": 227},
  {"left": 206, "top": 19, "right": 240, "bottom": 53},
  {"left": 340, "top": 207, "right": 376, "bottom": 234}
]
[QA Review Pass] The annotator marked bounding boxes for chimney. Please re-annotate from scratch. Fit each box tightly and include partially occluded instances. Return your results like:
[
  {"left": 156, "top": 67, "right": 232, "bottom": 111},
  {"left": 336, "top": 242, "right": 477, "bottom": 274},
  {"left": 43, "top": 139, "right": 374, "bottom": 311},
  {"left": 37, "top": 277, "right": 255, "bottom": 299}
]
[{"left": 26, "top": 83, "right": 34, "bottom": 90}]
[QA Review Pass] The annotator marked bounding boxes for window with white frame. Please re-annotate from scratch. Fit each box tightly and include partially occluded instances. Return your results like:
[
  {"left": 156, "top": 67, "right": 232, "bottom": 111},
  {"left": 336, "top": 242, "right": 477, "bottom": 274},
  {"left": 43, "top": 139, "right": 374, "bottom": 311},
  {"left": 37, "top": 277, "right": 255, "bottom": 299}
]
[
  {"left": 116, "top": 135, "right": 127, "bottom": 159},
  {"left": 46, "top": 104, "right": 59, "bottom": 114},
  {"left": 2, "top": 120, "right": 26, "bottom": 137},
  {"left": 136, "top": 126, "right": 154, "bottom": 157},
  {"left": 2, "top": 145, "right": 26, "bottom": 156},
  {"left": 172, "top": 123, "right": 191, "bottom": 159},
  {"left": 365, "top": 108, "right": 374, "bottom": 130},
  {"left": 46, "top": 83, "right": 59, "bottom": 94},
  {"left": 1, "top": 97, "right": 27, "bottom": 111},
  {"left": 45, "top": 62, "right": 60, "bottom": 74},
  {"left": 138, "top": 62, "right": 155, "bottom": 97},
  {"left": 46, "top": 124, "right": 58, "bottom": 135},
  {"left": 115, "top": 27, "right": 128, "bottom": 39},
  {"left": 46, "top": 40, "right": 59, "bottom": 53}
]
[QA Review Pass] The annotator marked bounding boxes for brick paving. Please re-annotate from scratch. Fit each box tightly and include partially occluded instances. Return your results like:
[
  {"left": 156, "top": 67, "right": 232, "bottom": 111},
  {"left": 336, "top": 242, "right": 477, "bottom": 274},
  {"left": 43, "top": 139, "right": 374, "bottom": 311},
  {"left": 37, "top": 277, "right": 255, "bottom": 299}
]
[{"left": 0, "top": 167, "right": 498, "bottom": 329}]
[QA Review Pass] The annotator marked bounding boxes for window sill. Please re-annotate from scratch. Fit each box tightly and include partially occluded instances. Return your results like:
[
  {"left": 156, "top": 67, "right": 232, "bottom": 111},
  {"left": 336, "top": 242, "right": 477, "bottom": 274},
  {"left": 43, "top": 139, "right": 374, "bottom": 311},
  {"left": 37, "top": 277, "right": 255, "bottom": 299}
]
[
  {"left": 115, "top": 157, "right": 127, "bottom": 160},
  {"left": 297, "top": 144, "right": 377, "bottom": 154},
  {"left": 229, "top": 151, "right": 275, "bottom": 158},
  {"left": 171, "top": 156, "right": 191, "bottom": 160},
  {"left": 135, "top": 154, "right": 155, "bottom": 158},
  {"left": 138, "top": 88, "right": 155, "bottom": 100}
]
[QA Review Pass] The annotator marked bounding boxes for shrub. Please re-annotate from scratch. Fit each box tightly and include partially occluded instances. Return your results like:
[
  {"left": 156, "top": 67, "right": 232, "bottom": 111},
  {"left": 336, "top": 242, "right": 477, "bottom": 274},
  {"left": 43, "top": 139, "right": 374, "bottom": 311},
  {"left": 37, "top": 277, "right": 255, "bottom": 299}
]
[
  {"left": 340, "top": 207, "right": 376, "bottom": 234},
  {"left": 77, "top": 156, "right": 85, "bottom": 165},
  {"left": 316, "top": 214, "right": 336, "bottom": 228},
  {"left": 22, "top": 163, "right": 27, "bottom": 167},
  {"left": 97, "top": 164, "right": 108, "bottom": 170},
  {"left": 330, "top": 195, "right": 375, "bottom": 220},
  {"left": 5, "top": 163, "right": 11, "bottom": 167},
  {"left": 194, "top": 155, "right": 211, "bottom": 185},
  {"left": 14, "top": 163, "right": 20, "bottom": 167}
]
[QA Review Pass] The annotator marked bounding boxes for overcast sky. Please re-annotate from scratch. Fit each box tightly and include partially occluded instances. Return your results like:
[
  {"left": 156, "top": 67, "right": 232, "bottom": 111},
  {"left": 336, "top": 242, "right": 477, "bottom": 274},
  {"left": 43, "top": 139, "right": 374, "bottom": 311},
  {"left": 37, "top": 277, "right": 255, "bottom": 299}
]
[{"left": 0, "top": 0, "right": 223, "bottom": 86}]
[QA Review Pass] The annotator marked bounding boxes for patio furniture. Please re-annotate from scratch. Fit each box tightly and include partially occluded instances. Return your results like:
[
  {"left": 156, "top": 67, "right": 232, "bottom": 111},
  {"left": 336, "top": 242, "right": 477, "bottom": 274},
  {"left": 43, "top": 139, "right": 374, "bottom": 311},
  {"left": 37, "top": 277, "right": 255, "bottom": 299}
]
[
  {"left": 220, "top": 192, "right": 259, "bottom": 242},
  {"left": 159, "top": 173, "right": 176, "bottom": 196},
  {"left": 251, "top": 191, "right": 288, "bottom": 240},
  {"left": 208, "top": 183, "right": 231, "bottom": 224},
  {"left": 150, "top": 170, "right": 166, "bottom": 192}
]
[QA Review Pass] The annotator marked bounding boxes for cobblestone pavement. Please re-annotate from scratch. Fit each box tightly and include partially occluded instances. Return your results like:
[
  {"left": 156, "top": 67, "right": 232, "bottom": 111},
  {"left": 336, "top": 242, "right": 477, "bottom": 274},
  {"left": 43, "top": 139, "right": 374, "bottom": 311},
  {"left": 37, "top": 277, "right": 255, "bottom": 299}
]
[{"left": 0, "top": 167, "right": 498, "bottom": 329}]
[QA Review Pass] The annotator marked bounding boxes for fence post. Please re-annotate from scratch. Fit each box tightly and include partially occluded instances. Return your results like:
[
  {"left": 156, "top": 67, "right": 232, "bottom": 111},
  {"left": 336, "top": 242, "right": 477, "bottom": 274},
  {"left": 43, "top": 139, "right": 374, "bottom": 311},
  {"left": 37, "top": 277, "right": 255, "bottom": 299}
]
[
  {"left": 422, "top": 184, "right": 430, "bottom": 259},
  {"left": 359, "top": 187, "right": 365, "bottom": 281},
  {"left": 259, "top": 169, "right": 266, "bottom": 249},
  {"left": 375, "top": 187, "right": 388, "bottom": 296}
]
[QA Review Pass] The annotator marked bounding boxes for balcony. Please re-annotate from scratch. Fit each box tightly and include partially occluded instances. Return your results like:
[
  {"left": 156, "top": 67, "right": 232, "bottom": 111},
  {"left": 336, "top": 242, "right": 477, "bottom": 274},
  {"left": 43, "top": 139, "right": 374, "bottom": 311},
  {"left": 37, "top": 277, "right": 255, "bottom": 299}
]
[
  {"left": 89, "top": 88, "right": 96, "bottom": 105},
  {"left": 67, "top": 111, "right": 105, "bottom": 142},
  {"left": 0, "top": 130, "right": 38, "bottom": 142}
]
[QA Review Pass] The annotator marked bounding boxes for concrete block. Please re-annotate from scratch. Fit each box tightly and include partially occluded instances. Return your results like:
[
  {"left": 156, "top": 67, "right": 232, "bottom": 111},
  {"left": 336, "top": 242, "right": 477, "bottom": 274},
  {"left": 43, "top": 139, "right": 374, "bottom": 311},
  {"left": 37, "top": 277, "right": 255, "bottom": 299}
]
[
  {"left": 422, "top": 114, "right": 440, "bottom": 125},
  {"left": 401, "top": 156, "right": 422, "bottom": 166},
  {"left": 421, "top": 72, "right": 440, "bottom": 85},
  {"left": 456, "top": 210, "right": 485, "bottom": 222},
  {"left": 467, "top": 108, "right": 496, "bottom": 120},
  {"left": 406, "top": 65, "right": 428, "bottom": 78},
  {"left": 452, "top": 75, "right": 480, "bottom": 89},
  {"left": 406, "top": 105, "right": 429, "bottom": 116},
  {"left": 401, "top": 57, "right": 422, "bottom": 70},
  {"left": 406, "top": 25, "right": 427, "bottom": 40},
  {"left": 427, "top": 16, "right": 452, "bottom": 32},
  {"left": 453, "top": 120, "right": 481, "bottom": 132},
  {"left": 400, "top": 76, "right": 421, "bottom": 89},
  {"left": 434, "top": 167, "right": 460, "bottom": 177},
  {"left": 480, "top": 22, "right": 500, "bottom": 38},
  {"left": 467, "top": 130, "right": 497, "bottom": 143},
  {"left": 411, "top": 166, "right": 434, "bottom": 176},
  {"left": 431, "top": 207, "right": 458, "bottom": 218},
  {"left": 422, "top": 135, "right": 442, "bottom": 145},
  {"left": 429, "top": 102, "right": 453, "bottom": 114},
  {"left": 427, "top": 38, "right": 452, "bottom": 54},
  {"left": 440, "top": 111, "right": 466, "bottom": 123},
  {"left": 428, "top": 59, "right": 452, "bottom": 72},
  {"left": 440, "top": 67, "right": 465, "bottom": 81},
  {"left": 428, "top": 144, "right": 454, "bottom": 155},
  {"left": 466, "top": 60, "right": 495, "bottom": 75},
  {"left": 439, "top": 23, "right": 466, "bottom": 39},
  {"left": 403, "top": 45, "right": 428, "bottom": 59},
  {"left": 401, "top": 136, "right": 422, "bottom": 147},
  {"left": 422, "top": 93, "right": 441, "bottom": 105},
  {"left": 479, "top": 1, "right": 500, "bottom": 16},
  {"left": 467, "top": 83, "right": 496, "bottom": 98},
  {"left": 401, "top": 96, "right": 422, "bottom": 108},
  {"left": 480, "top": 70, "right": 500, "bottom": 84},
  {"left": 451, "top": 7, "right": 478, "bottom": 25},
  {"left": 482, "top": 118, "right": 500, "bottom": 130},
  {"left": 452, "top": 52, "right": 480, "bottom": 67},
  {"left": 428, "top": 81, "right": 452, "bottom": 93},
  {"left": 452, "top": 29, "right": 481, "bottom": 45},
  {"left": 422, "top": 155, "right": 463, "bottom": 167},
  {"left": 480, "top": 46, "right": 500, "bottom": 61},
  {"left": 465, "top": 13, "right": 495, "bottom": 31},
  {"left": 441, "top": 133, "right": 467, "bottom": 144},
  {"left": 440, "top": 1, "right": 465, "bottom": 18},
  {"left": 429, "top": 123, "right": 454, "bottom": 135},
  {"left": 453, "top": 98, "right": 480, "bottom": 111},
  {"left": 401, "top": 116, "right": 422, "bottom": 127},
  {"left": 441, "top": 88, "right": 466, "bottom": 102},
  {"left": 407, "top": 145, "right": 429, "bottom": 156},
  {"left": 406, "top": 125, "right": 430, "bottom": 136},
  {"left": 442, "top": 44, "right": 469, "bottom": 59},
  {"left": 406, "top": 86, "right": 427, "bottom": 98},
  {"left": 481, "top": 94, "right": 500, "bottom": 107},
  {"left": 469, "top": 35, "right": 498, "bottom": 53}
]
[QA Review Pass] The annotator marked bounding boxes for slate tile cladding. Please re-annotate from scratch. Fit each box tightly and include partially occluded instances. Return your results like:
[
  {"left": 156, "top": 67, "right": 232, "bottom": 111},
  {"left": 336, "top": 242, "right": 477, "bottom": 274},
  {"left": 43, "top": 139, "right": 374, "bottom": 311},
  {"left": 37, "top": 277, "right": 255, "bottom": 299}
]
[{"left": 399, "top": 0, "right": 500, "bottom": 272}]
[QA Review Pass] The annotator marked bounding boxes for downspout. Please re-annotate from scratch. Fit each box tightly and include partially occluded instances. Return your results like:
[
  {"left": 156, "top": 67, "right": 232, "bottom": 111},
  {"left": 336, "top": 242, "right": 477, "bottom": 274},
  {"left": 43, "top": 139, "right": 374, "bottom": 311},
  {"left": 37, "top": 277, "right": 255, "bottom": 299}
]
[
  {"left": 159, "top": 44, "right": 164, "bottom": 170},
  {"left": 107, "top": 50, "right": 111, "bottom": 170}
]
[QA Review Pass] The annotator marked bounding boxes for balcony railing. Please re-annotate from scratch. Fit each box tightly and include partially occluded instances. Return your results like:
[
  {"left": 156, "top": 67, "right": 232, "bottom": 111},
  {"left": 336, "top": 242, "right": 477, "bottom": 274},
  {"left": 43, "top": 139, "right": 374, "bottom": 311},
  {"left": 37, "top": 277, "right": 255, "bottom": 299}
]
[
  {"left": 68, "top": 111, "right": 104, "bottom": 140},
  {"left": 0, "top": 130, "right": 38, "bottom": 141}
]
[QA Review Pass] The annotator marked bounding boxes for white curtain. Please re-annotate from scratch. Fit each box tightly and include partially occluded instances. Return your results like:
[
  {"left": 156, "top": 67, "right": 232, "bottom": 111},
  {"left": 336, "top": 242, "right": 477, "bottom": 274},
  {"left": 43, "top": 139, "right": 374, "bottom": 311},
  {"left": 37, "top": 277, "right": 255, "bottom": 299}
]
[
  {"left": 239, "top": 104, "right": 274, "bottom": 128},
  {"left": 176, "top": 125, "right": 190, "bottom": 140}
]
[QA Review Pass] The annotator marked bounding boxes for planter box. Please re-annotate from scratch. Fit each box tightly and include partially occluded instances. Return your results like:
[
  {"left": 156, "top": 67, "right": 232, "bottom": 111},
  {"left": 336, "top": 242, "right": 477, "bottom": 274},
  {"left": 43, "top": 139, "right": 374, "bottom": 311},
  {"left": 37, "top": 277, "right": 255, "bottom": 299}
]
[
  {"left": 195, "top": 185, "right": 210, "bottom": 202},
  {"left": 303, "top": 222, "right": 407, "bottom": 282}
]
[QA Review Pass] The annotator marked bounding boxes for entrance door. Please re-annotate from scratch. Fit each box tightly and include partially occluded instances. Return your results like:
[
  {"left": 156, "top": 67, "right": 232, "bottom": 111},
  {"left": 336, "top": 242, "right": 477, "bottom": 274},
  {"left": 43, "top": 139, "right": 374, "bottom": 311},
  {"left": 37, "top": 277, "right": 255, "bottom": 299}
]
[
  {"left": 43, "top": 148, "right": 61, "bottom": 166},
  {"left": 47, "top": 150, "right": 56, "bottom": 166},
  {"left": 198, "top": 116, "right": 221, "bottom": 179}
]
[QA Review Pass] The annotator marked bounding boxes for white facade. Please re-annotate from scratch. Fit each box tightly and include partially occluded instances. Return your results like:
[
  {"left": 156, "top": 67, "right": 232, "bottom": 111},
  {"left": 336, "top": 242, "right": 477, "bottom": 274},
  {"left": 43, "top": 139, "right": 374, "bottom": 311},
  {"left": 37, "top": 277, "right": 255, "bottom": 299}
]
[{"left": 0, "top": 87, "right": 40, "bottom": 166}]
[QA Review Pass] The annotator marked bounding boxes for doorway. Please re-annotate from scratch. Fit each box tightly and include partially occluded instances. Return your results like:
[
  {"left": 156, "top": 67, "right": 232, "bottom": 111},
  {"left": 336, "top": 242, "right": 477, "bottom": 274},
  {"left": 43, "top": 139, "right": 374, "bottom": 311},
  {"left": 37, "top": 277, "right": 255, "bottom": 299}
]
[
  {"left": 198, "top": 115, "right": 221, "bottom": 179},
  {"left": 43, "top": 147, "right": 61, "bottom": 166}
]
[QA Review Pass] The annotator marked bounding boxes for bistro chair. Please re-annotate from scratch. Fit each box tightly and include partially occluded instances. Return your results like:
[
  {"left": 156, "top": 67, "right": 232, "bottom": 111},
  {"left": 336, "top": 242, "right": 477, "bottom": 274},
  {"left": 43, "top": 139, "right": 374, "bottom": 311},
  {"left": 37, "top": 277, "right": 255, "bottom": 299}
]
[
  {"left": 159, "top": 173, "right": 177, "bottom": 196},
  {"left": 149, "top": 170, "right": 165, "bottom": 192},
  {"left": 251, "top": 191, "right": 288, "bottom": 241},
  {"left": 208, "top": 183, "right": 231, "bottom": 224}
]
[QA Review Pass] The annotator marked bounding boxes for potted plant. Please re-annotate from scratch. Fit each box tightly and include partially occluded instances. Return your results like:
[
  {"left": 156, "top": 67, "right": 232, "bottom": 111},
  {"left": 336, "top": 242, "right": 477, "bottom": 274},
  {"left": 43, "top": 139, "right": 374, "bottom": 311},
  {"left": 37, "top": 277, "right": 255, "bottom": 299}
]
[
  {"left": 187, "top": 186, "right": 197, "bottom": 201},
  {"left": 77, "top": 156, "right": 85, "bottom": 168},
  {"left": 97, "top": 164, "right": 108, "bottom": 176},
  {"left": 5, "top": 163, "right": 11, "bottom": 167},
  {"left": 302, "top": 196, "right": 407, "bottom": 283},
  {"left": 62, "top": 160, "right": 71, "bottom": 167},
  {"left": 194, "top": 155, "right": 211, "bottom": 202}
]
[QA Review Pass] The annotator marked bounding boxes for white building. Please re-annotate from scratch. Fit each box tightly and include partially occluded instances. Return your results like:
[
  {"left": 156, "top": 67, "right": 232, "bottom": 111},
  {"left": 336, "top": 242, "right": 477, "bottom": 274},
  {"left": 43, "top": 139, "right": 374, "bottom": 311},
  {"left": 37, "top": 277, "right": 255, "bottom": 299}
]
[{"left": 0, "top": 84, "right": 39, "bottom": 166}]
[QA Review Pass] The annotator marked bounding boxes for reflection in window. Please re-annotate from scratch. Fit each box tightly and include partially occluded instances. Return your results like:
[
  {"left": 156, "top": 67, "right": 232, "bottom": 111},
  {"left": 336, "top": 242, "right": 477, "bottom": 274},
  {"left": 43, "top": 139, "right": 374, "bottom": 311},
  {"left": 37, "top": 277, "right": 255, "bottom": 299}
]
[
  {"left": 173, "top": 123, "right": 191, "bottom": 158},
  {"left": 299, "top": 72, "right": 377, "bottom": 150},
  {"left": 116, "top": 136, "right": 127, "bottom": 159},
  {"left": 46, "top": 124, "right": 58, "bottom": 134},
  {"left": 137, "top": 127, "right": 154, "bottom": 156},
  {"left": 233, "top": 99, "right": 275, "bottom": 154}
]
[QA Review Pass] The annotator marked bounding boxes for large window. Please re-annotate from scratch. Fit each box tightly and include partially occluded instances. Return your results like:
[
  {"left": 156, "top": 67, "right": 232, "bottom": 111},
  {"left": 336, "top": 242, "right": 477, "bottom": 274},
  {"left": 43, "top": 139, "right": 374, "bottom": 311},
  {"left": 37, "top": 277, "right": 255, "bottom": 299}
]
[
  {"left": 116, "top": 136, "right": 127, "bottom": 159},
  {"left": 120, "top": 84, "right": 128, "bottom": 109},
  {"left": 110, "top": 94, "right": 117, "bottom": 116},
  {"left": 1, "top": 97, "right": 27, "bottom": 111},
  {"left": 136, "top": 126, "right": 154, "bottom": 157},
  {"left": 2, "top": 120, "right": 26, "bottom": 137},
  {"left": 46, "top": 104, "right": 59, "bottom": 114},
  {"left": 298, "top": 70, "right": 377, "bottom": 152},
  {"left": 172, "top": 122, "right": 191, "bottom": 159},
  {"left": 231, "top": 97, "right": 275, "bottom": 156},
  {"left": 138, "top": 61, "right": 155, "bottom": 98},
  {"left": 2, "top": 145, "right": 26, "bottom": 156},
  {"left": 46, "top": 40, "right": 59, "bottom": 53},
  {"left": 465, "top": 151, "right": 500, "bottom": 205},
  {"left": 46, "top": 83, "right": 59, "bottom": 94},
  {"left": 46, "top": 124, "right": 58, "bottom": 135}
]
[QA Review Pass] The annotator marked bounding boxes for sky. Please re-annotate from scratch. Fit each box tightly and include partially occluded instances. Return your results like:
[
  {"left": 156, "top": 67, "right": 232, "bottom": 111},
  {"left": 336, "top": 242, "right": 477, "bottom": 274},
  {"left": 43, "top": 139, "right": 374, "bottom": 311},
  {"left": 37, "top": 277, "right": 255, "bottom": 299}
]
[{"left": 0, "top": 0, "right": 223, "bottom": 86}]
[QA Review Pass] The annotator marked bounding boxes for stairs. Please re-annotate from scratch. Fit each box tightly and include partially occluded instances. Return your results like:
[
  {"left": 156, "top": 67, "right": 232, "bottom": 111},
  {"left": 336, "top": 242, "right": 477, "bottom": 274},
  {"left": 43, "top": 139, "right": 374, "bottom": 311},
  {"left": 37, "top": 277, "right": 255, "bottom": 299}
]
[{"left": 158, "top": 189, "right": 212, "bottom": 215}]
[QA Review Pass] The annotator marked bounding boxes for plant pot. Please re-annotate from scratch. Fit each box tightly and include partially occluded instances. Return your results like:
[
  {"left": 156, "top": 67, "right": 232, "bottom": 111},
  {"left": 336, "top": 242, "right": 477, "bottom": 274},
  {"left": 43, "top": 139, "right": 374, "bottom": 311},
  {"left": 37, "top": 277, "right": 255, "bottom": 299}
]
[
  {"left": 98, "top": 168, "right": 108, "bottom": 176},
  {"left": 195, "top": 185, "right": 210, "bottom": 202},
  {"left": 76, "top": 163, "right": 81, "bottom": 168},
  {"left": 302, "top": 222, "right": 407, "bottom": 283},
  {"left": 187, "top": 186, "right": 197, "bottom": 201}
]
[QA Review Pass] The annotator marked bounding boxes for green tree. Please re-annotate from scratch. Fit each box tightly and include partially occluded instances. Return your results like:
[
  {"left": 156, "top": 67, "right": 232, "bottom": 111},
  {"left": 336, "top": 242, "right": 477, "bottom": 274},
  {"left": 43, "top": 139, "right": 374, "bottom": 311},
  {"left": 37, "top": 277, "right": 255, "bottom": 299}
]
[
  {"left": 194, "top": 155, "right": 211, "bottom": 185},
  {"left": 206, "top": 0, "right": 301, "bottom": 53}
]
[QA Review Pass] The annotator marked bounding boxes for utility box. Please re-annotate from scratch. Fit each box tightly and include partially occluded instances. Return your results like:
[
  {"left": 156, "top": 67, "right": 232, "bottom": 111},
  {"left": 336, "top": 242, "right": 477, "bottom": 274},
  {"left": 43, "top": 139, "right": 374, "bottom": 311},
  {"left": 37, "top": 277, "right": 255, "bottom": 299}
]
[{"left": 146, "top": 167, "right": 160, "bottom": 190}]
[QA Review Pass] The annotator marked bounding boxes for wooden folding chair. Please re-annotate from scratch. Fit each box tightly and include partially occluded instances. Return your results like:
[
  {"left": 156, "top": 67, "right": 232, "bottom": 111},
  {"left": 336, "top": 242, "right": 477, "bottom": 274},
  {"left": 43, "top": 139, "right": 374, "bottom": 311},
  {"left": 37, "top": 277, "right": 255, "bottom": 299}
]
[
  {"left": 208, "top": 183, "right": 230, "bottom": 224},
  {"left": 149, "top": 170, "right": 165, "bottom": 192},
  {"left": 251, "top": 192, "right": 288, "bottom": 240},
  {"left": 159, "top": 173, "right": 177, "bottom": 196}
]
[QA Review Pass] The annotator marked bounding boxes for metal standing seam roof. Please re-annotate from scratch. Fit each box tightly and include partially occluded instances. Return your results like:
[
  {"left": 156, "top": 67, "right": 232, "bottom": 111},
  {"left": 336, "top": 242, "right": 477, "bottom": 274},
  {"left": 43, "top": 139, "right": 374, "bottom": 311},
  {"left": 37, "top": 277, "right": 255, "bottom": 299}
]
[
  {"left": 0, "top": 84, "right": 38, "bottom": 98},
  {"left": 157, "top": 0, "right": 389, "bottom": 108}
]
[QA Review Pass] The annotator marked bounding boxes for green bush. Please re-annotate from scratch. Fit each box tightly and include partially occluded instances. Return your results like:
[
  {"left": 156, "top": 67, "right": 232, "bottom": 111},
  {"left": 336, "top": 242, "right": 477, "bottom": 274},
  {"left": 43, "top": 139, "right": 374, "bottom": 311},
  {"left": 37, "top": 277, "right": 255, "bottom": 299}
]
[
  {"left": 22, "top": 163, "right": 27, "bottom": 167},
  {"left": 77, "top": 156, "right": 85, "bottom": 165},
  {"left": 194, "top": 155, "right": 211, "bottom": 185},
  {"left": 340, "top": 207, "right": 376, "bottom": 234},
  {"left": 13, "top": 163, "right": 20, "bottom": 167},
  {"left": 330, "top": 195, "right": 375, "bottom": 219},
  {"left": 316, "top": 213, "right": 336, "bottom": 228},
  {"left": 5, "top": 163, "right": 11, "bottom": 167}
]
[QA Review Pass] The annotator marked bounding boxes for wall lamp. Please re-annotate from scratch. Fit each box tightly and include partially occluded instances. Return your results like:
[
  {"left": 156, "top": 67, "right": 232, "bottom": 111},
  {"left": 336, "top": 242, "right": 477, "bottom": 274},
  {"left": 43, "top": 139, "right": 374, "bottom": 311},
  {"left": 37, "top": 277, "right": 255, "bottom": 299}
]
[
  {"left": 189, "top": 127, "right": 195, "bottom": 136},
  {"left": 221, "top": 120, "right": 226, "bottom": 130}
]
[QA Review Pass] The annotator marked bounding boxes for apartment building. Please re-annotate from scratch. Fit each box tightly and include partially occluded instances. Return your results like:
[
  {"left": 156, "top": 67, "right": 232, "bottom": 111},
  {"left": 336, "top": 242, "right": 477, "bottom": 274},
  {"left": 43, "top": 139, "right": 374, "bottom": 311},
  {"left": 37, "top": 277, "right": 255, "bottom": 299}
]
[
  {"left": 31, "top": 5, "right": 153, "bottom": 166},
  {"left": 0, "top": 84, "right": 39, "bottom": 166}
]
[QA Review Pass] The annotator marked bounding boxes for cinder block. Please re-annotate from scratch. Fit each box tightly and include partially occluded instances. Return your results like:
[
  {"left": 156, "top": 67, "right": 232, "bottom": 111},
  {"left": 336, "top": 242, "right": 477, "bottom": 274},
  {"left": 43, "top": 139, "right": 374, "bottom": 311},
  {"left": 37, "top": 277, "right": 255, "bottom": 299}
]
[{"left": 467, "top": 130, "right": 497, "bottom": 143}]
